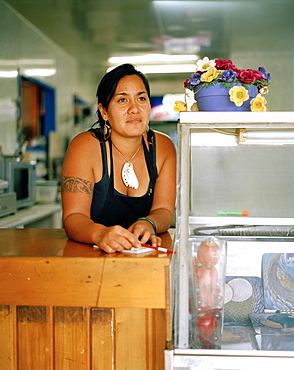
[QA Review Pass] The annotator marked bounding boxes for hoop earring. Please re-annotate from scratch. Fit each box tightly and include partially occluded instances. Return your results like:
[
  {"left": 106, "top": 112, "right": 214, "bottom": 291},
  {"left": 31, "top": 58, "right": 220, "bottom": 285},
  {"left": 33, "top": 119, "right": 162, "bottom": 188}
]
[{"left": 103, "top": 121, "right": 111, "bottom": 140}]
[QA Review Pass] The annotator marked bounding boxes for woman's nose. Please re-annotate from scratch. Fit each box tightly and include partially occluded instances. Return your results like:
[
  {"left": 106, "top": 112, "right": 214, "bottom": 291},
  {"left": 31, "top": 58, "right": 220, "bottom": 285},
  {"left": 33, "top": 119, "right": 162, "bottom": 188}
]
[{"left": 128, "top": 100, "right": 140, "bottom": 113}]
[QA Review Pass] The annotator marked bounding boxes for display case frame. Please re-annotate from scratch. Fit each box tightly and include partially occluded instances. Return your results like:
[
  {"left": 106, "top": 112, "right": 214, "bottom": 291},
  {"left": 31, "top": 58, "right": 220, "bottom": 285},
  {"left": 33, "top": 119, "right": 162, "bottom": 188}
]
[{"left": 167, "top": 112, "right": 294, "bottom": 369}]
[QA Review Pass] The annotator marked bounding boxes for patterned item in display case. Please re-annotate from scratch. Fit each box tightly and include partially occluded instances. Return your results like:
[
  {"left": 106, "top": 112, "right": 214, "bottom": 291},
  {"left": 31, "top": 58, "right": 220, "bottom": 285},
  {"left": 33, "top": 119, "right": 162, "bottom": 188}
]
[
  {"left": 250, "top": 312, "right": 294, "bottom": 335},
  {"left": 224, "top": 276, "right": 264, "bottom": 325},
  {"left": 262, "top": 253, "right": 294, "bottom": 311}
]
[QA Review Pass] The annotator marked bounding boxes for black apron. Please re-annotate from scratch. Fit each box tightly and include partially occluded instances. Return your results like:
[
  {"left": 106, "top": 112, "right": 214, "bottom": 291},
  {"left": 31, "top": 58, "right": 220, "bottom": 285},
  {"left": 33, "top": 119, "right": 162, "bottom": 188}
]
[{"left": 90, "top": 129, "right": 158, "bottom": 228}]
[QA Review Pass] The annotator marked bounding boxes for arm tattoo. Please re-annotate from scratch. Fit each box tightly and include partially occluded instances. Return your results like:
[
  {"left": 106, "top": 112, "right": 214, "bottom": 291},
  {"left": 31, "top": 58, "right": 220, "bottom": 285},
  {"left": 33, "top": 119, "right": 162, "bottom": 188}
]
[{"left": 60, "top": 176, "right": 93, "bottom": 196}]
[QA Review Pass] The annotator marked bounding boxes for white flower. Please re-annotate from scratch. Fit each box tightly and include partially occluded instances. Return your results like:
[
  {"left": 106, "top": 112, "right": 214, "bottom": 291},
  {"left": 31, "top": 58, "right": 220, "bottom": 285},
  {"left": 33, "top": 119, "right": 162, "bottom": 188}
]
[
  {"left": 195, "top": 56, "right": 216, "bottom": 72},
  {"left": 259, "top": 86, "right": 269, "bottom": 94}
]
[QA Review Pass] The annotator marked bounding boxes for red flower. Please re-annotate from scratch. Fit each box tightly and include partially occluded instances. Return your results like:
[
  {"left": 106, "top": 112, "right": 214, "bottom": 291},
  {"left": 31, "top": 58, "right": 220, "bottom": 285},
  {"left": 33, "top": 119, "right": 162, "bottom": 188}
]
[
  {"left": 184, "top": 78, "right": 190, "bottom": 88},
  {"left": 238, "top": 69, "right": 262, "bottom": 84},
  {"left": 215, "top": 59, "right": 235, "bottom": 71},
  {"left": 232, "top": 66, "right": 241, "bottom": 74},
  {"left": 253, "top": 69, "right": 262, "bottom": 80}
]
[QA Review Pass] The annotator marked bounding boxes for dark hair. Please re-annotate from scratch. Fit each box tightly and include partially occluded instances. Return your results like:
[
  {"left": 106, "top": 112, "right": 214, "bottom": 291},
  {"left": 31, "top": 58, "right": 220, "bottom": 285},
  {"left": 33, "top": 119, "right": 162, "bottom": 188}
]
[{"left": 92, "top": 64, "right": 151, "bottom": 140}]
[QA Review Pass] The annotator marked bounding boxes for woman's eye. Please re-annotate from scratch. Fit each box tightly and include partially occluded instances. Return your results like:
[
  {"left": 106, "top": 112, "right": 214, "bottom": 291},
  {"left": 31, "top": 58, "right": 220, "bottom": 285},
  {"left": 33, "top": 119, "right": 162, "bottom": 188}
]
[{"left": 118, "top": 98, "right": 126, "bottom": 103}]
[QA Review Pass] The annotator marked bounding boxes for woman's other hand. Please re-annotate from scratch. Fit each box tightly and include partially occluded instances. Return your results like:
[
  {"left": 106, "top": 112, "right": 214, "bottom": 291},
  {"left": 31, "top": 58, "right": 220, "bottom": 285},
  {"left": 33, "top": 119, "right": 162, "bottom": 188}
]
[{"left": 96, "top": 225, "right": 141, "bottom": 253}]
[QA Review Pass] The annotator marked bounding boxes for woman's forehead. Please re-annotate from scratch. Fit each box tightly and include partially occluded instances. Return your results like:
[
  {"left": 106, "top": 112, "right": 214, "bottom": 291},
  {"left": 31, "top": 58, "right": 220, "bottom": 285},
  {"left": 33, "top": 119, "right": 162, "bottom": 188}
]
[{"left": 115, "top": 75, "right": 146, "bottom": 91}]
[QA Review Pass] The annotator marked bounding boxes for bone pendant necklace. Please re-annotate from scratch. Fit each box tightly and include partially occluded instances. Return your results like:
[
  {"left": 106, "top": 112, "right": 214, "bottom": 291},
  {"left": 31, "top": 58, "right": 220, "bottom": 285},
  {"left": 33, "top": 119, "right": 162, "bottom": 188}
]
[{"left": 112, "top": 141, "right": 141, "bottom": 189}]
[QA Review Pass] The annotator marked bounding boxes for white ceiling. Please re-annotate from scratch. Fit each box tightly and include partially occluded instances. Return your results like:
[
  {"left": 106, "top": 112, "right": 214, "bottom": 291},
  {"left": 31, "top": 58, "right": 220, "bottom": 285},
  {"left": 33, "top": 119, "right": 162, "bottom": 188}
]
[{"left": 5, "top": 0, "right": 294, "bottom": 83}]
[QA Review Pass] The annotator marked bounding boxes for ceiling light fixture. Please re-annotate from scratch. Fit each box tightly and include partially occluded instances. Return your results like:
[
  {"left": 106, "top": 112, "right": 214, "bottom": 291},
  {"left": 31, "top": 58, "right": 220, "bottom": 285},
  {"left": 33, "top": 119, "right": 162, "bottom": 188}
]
[
  {"left": 24, "top": 68, "right": 57, "bottom": 77},
  {"left": 107, "top": 64, "right": 196, "bottom": 74},
  {"left": 137, "top": 64, "right": 196, "bottom": 74},
  {"left": 108, "top": 53, "right": 198, "bottom": 65},
  {"left": 107, "top": 53, "right": 198, "bottom": 74},
  {"left": 107, "top": 64, "right": 195, "bottom": 74},
  {"left": 0, "top": 70, "right": 18, "bottom": 78}
]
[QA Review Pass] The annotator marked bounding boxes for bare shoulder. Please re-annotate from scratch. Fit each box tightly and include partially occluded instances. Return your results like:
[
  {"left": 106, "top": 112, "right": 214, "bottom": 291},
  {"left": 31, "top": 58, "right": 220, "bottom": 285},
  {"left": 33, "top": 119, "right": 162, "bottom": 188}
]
[
  {"left": 65, "top": 131, "right": 100, "bottom": 159},
  {"left": 62, "top": 130, "right": 102, "bottom": 179},
  {"left": 68, "top": 131, "right": 98, "bottom": 149},
  {"left": 152, "top": 130, "right": 176, "bottom": 173},
  {"left": 153, "top": 130, "right": 176, "bottom": 156}
]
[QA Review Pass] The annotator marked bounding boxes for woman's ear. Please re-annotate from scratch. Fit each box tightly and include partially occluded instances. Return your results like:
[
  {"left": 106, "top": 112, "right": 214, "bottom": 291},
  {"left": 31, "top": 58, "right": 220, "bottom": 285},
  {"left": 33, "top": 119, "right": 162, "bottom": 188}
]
[{"left": 98, "top": 103, "right": 107, "bottom": 121}]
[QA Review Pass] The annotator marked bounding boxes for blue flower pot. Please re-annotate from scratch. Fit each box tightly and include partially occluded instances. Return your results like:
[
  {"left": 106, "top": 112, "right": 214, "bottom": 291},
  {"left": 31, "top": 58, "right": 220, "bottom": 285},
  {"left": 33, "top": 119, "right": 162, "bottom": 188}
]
[{"left": 194, "top": 83, "right": 258, "bottom": 111}]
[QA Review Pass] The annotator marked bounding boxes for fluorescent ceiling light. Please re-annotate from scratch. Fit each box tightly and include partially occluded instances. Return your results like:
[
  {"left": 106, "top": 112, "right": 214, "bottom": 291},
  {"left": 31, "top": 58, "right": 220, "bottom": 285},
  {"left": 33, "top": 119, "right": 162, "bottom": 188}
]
[
  {"left": 108, "top": 54, "right": 198, "bottom": 65},
  {"left": 0, "top": 70, "right": 18, "bottom": 78},
  {"left": 0, "top": 68, "right": 56, "bottom": 78},
  {"left": 24, "top": 68, "right": 56, "bottom": 77},
  {"left": 107, "top": 64, "right": 196, "bottom": 74},
  {"left": 139, "top": 64, "right": 196, "bottom": 74}
]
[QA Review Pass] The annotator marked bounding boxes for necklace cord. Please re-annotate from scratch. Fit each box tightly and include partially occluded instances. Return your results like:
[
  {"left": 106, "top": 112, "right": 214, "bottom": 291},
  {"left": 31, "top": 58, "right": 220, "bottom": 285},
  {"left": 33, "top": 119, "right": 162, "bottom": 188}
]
[{"left": 112, "top": 142, "right": 141, "bottom": 163}]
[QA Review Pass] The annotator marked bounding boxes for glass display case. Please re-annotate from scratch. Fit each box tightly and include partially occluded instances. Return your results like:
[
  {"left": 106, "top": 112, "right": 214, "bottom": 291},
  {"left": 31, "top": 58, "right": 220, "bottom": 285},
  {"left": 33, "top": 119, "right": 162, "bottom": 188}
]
[{"left": 166, "top": 112, "right": 294, "bottom": 369}]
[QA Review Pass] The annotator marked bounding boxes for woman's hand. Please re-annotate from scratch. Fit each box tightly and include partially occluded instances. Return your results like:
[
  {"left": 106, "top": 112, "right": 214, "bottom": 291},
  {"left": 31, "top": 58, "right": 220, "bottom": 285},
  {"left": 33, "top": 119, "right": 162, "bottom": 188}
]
[
  {"left": 96, "top": 225, "right": 142, "bottom": 253},
  {"left": 128, "top": 221, "right": 162, "bottom": 247}
]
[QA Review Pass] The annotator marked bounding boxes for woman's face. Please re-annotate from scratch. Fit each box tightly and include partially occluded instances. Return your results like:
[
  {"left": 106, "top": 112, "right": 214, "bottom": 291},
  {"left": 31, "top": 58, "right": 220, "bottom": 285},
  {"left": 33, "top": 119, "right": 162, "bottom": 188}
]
[{"left": 99, "top": 74, "right": 151, "bottom": 139}]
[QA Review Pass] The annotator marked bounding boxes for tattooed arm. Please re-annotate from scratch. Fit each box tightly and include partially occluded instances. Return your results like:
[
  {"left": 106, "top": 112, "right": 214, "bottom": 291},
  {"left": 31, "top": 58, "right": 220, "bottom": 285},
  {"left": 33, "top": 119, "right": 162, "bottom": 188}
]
[
  {"left": 60, "top": 132, "right": 104, "bottom": 245},
  {"left": 60, "top": 176, "right": 93, "bottom": 196}
]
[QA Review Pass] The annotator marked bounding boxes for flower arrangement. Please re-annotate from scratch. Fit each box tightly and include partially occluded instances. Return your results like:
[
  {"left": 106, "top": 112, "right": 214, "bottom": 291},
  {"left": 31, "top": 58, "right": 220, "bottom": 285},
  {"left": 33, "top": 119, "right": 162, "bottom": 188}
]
[{"left": 184, "top": 56, "right": 271, "bottom": 111}]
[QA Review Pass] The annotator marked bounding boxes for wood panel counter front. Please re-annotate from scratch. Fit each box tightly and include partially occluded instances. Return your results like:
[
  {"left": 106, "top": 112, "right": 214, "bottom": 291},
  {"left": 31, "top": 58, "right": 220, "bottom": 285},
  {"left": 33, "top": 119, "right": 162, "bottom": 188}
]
[{"left": 0, "top": 228, "right": 173, "bottom": 370}]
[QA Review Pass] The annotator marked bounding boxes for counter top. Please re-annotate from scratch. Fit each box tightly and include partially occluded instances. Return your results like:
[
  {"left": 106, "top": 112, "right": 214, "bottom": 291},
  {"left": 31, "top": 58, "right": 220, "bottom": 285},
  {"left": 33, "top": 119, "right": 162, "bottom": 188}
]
[{"left": 0, "top": 228, "right": 172, "bottom": 308}]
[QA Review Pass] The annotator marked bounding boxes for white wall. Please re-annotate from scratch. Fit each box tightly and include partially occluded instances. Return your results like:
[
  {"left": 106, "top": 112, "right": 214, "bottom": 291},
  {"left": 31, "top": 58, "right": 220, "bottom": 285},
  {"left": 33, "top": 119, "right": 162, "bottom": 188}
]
[{"left": 0, "top": 0, "right": 94, "bottom": 156}]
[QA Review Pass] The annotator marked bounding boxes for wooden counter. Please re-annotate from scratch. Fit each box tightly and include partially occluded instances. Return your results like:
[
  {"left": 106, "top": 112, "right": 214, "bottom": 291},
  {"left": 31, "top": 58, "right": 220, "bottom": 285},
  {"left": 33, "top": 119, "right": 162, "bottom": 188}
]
[{"left": 0, "top": 229, "right": 173, "bottom": 370}]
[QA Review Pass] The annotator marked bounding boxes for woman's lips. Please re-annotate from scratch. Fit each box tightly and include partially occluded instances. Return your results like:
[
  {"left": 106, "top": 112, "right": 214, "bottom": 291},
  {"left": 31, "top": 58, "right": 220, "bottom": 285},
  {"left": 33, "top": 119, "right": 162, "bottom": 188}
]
[{"left": 127, "top": 118, "right": 141, "bottom": 123}]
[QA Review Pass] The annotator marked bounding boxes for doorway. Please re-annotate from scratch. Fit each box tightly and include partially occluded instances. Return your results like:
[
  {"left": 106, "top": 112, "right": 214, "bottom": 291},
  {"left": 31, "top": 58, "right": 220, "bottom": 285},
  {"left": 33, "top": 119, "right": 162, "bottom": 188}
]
[
  {"left": 19, "top": 76, "right": 56, "bottom": 179},
  {"left": 19, "top": 76, "right": 55, "bottom": 142}
]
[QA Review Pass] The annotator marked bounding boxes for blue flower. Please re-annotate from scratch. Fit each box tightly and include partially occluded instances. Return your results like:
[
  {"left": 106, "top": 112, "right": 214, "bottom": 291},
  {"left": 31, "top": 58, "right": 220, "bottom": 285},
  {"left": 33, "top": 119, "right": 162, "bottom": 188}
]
[
  {"left": 188, "top": 72, "right": 202, "bottom": 87},
  {"left": 219, "top": 69, "right": 237, "bottom": 82},
  {"left": 258, "top": 67, "right": 271, "bottom": 81}
]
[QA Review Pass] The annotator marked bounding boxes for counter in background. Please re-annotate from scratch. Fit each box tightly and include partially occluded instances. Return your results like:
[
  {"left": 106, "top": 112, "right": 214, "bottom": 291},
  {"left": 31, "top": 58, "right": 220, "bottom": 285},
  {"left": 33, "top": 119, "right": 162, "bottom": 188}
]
[{"left": 0, "top": 203, "right": 62, "bottom": 228}]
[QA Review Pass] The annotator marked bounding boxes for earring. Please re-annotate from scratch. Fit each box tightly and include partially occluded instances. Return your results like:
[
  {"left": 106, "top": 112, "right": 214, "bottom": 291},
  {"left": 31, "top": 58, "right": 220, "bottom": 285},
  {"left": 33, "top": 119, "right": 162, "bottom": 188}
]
[{"left": 103, "top": 120, "right": 111, "bottom": 140}]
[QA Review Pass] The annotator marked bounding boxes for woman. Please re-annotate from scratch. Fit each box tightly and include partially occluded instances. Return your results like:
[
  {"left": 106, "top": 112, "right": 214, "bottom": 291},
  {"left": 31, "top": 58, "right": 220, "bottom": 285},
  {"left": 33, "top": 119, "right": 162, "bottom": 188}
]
[{"left": 61, "top": 64, "right": 176, "bottom": 253}]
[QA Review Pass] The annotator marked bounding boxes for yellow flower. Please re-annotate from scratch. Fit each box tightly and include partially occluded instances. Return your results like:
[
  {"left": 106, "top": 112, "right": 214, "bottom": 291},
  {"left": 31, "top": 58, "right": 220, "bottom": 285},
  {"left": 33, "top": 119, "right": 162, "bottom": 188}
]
[
  {"left": 201, "top": 67, "right": 219, "bottom": 83},
  {"left": 229, "top": 86, "right": 249, "bottom": 107},
  {"left": 174, "top": 101, "right": 187, "bottom": 112},
  {"left": 250, "top": 93, "right": 267, "bottom": 112}
]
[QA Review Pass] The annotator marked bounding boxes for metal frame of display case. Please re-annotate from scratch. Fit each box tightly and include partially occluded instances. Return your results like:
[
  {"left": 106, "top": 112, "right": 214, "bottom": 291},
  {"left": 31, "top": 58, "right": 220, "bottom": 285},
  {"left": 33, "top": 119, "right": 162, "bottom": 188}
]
[{"left": 166, "top": 111, "right": 294, "bottom": 369}]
